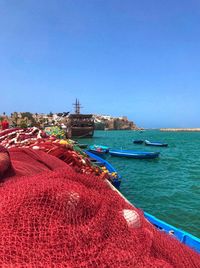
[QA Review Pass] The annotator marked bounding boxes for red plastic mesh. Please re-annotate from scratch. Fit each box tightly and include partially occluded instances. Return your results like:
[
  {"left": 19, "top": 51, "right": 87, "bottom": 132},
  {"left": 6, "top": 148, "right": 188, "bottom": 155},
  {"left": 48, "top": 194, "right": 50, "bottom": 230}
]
[{"left": 0, "top": 146, "right": 199, "bottom": 267}]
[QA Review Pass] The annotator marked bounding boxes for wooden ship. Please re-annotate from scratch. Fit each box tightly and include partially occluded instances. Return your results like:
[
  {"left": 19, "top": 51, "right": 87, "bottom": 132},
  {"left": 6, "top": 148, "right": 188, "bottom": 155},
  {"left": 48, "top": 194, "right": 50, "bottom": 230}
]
[{"left": 67, "top": 99, "right": 94, "bottom": 138}]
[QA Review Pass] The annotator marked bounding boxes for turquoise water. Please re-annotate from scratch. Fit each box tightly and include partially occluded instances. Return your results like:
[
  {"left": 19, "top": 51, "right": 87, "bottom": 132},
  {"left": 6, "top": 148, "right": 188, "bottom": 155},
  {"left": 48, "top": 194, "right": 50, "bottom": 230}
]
[{"left": 81, "top": 130, "right": 200, "bottom": 238}]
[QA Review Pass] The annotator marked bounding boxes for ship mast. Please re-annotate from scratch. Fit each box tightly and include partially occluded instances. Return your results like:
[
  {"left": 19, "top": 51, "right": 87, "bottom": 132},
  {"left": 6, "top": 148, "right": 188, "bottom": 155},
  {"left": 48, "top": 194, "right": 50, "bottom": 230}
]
[{"left": 73, "top": 98, "right": 82, "bottom": 114}]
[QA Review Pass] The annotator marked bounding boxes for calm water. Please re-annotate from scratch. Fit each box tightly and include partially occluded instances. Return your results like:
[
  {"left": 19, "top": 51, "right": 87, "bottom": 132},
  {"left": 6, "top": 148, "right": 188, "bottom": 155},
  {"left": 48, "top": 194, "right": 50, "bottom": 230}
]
[{"left": 81, "top": 130, "right": 200, "bottom": 238}]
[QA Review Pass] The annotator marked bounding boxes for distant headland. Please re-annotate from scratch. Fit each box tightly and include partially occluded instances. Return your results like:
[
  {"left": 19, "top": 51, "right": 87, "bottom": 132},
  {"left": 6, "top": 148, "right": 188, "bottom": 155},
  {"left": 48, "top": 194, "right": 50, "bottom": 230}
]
[
  {"left": 94, "top": 115, "right": 140, "bottom": 130},
  {"left": 160, "top": 128, "right": 200, "bottom": 132}
]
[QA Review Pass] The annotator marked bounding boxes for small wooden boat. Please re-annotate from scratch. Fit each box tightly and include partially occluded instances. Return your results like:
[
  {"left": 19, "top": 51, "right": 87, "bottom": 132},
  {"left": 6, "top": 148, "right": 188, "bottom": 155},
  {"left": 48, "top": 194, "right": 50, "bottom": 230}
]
[
  {"left": 133, "top": 140, "right": 144, "bottom": 144},
  {"left": 145, "top": 140, "right": 168, "bottom": 147},
  {"left": 85, "top": 150, "right": 121, "bottom": 189},
  {"left": 109, "top": 149, "right": 160, "bottom": 159}
]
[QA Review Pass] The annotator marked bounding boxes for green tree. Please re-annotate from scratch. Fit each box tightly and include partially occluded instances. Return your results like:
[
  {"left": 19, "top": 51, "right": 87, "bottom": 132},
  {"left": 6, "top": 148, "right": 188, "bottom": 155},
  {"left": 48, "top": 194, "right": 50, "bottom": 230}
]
[
  {"left": 20, "top": 120, "right": 28, "bottom": 128},
  {"left": 12, "top": 112, "right": 19, "bottom": 126},
  {"left": 21, "top": 112, "right": 36, "bottom": 127}
]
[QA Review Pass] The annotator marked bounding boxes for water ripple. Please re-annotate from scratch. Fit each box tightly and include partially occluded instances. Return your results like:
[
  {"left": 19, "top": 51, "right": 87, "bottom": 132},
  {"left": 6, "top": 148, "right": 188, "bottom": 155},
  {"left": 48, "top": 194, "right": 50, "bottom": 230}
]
[{"left": 82, "top": 130, "right": 200, "bottom": 237}]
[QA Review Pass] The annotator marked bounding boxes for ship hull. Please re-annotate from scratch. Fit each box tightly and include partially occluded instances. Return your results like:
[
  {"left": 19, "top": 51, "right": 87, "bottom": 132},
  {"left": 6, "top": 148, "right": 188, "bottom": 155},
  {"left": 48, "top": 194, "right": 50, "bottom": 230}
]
[
  {"left": 68, "top": 113, "right": 94, "bottom": 138},
  {"left": 70, "top": 126, "right": 94, "bottom": 138}
]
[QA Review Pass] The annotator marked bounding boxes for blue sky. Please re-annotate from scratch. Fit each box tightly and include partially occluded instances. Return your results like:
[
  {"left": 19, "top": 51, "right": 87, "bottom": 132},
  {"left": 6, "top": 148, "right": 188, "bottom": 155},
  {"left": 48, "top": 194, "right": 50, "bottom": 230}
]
[{"left": 0, "top": 0, "right": 200, "bottom": 128}]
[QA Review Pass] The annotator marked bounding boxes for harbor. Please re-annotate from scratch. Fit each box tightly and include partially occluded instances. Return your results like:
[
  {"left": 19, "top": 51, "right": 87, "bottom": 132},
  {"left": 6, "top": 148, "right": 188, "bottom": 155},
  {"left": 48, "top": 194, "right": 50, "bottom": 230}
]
[
  {"left": 1, "top": 109, "right": 200, "bottom": 251},
  {"left": 1, "top": 0, "right": 200, "bottom": 265},
  {"left": 82, "top": 130, "right": 200, "bottom": 239},
  {"left": 0, "top": 125, "right": 200, "bottom": 266}
]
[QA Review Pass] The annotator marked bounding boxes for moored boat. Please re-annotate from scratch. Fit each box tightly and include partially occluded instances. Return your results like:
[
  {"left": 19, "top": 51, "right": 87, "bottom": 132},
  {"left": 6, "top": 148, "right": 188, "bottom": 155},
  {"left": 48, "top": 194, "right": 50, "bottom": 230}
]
[
  {"left": 109, "top": 149, "right": 160, "bottom": 159},
  {"left": 145, "top": 140, "right": 168, "bottom": 147},
  {"left": 133, "top": 140, "right": 144, "bottom": 144},
  {"left": 144, "top": 212, "right": 200, "bottom": 253},
  {"left": 85, "top": 150, "right": 121, "bottom": 189},
  {"left": 88, "top": 145, "right": 109, "bottom": 157},
  {"left": 67, "top": 99, "right": 94, "bottom": 138}
]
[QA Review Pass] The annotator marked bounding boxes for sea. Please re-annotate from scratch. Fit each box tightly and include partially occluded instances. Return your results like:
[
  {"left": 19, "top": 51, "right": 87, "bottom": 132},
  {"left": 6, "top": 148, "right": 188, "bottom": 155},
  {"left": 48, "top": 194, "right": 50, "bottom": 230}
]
[{"left": 80, "top": 130, "right": 200, "bottom": 238}]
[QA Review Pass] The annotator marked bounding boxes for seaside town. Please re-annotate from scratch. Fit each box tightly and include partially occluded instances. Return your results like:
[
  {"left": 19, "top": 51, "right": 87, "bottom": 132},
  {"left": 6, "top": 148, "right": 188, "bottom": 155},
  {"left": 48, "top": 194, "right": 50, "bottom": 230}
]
[
  {"left": 2, "top": 111, "right": 200, "bottom": 133},
  {"left": 0, "top": 111, "right": 140, "bottom": 132}
]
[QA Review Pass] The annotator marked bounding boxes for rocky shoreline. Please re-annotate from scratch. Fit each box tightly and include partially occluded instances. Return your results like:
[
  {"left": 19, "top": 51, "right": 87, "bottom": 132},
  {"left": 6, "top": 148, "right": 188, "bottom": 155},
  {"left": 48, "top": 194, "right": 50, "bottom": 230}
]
[{"left": 94, "top": 115, "right": 140, "bottom": 130}]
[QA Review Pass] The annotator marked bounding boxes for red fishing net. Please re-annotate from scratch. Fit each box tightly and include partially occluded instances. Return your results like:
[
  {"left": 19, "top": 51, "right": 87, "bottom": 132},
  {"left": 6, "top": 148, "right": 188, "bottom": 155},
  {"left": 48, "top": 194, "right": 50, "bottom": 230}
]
[
  {"left": 0, "top": 127, "right": 116, "bottom": 183},
  {"left": 0, "top": 145, "right": 199, "bottom": 267}
]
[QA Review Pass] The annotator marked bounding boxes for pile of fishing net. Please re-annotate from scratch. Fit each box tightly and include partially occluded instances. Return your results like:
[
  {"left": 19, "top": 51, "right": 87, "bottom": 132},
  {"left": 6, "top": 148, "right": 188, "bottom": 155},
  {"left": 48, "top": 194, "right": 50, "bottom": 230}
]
[
  {"left": 0, "top": 145, "right": 199, "bottom": 267},
  {"left": 44, "top": 125, "right": 66, "bottom": 139},
  {"left": 0, "top": 127, "right": 117, "bottom": 183}
]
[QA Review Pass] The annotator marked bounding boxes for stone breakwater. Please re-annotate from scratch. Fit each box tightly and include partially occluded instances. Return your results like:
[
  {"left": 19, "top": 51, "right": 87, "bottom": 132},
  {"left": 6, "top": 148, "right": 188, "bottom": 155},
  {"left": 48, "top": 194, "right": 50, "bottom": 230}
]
[{"left": 160, "top": 128, "right": 200, "bottom": 132}]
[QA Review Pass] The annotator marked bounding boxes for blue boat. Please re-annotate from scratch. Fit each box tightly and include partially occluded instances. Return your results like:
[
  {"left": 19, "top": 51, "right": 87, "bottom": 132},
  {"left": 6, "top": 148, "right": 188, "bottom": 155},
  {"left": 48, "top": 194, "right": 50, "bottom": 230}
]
[
  {"left": 88, "top": 145, "right": 109, "bottom": 157},
  {"left": 107, "top": 179, "right": 200, "bottom": 253},
  {"left": 85, "top": 150, "right": 121, "bottom": 189},
  {"left": 109, "top": 149, "right": 160, "bottom": 159},
  {"left": 92, "top": 144, "right": 109, "bottom": 151},
  {"left": 145, "top": 140, "right": 168, "bottom": 147},
  {"left": 144, "top": 212, "right": 200, "bottom": 253}
]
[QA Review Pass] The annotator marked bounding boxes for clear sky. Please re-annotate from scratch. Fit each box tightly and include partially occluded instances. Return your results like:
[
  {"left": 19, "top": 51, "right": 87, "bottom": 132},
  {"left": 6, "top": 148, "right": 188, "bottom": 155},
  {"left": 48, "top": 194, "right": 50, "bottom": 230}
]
[{"left": 0, "top": 0, "right": 200, "bottom": 128}]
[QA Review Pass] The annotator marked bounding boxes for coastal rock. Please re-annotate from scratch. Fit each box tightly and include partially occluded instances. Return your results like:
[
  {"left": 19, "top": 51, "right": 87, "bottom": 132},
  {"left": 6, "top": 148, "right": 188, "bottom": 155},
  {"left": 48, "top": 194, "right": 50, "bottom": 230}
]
[{"left": 94, "top": 115, "right": 140, "bottom": 130}]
